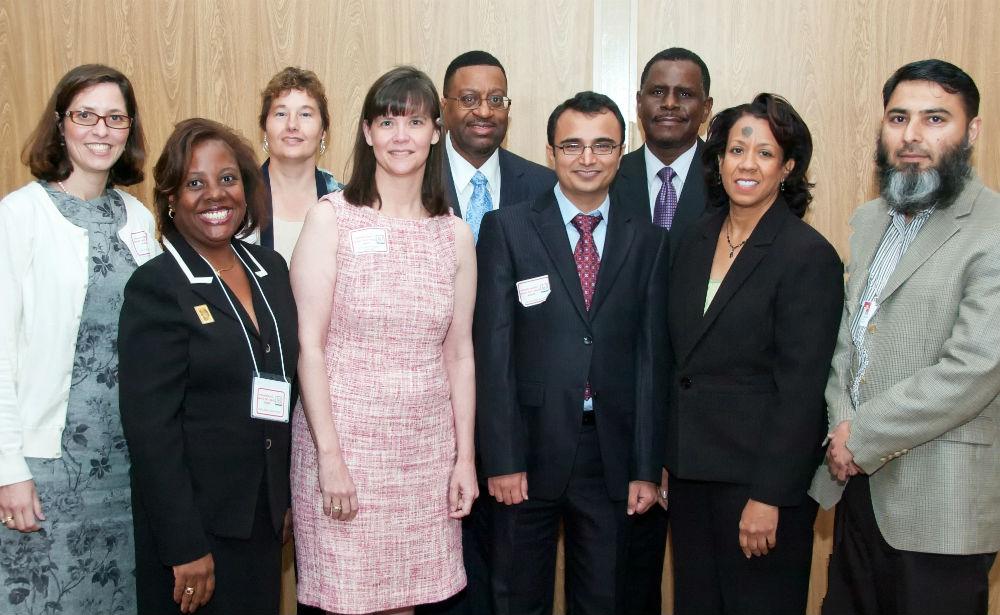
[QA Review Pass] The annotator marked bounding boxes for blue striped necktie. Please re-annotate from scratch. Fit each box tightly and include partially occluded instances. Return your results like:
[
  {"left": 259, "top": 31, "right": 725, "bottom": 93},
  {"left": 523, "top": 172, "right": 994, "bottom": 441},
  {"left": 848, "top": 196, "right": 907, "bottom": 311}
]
[{"left": 466, "top": 171, "right": 493, "bottom": 243}]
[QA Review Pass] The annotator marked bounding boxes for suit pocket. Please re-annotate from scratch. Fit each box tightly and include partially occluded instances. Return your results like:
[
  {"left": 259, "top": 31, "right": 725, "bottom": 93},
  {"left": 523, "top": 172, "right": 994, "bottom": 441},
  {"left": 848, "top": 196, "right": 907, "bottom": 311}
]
[
  {"left": 936, "top": 416, "right": 996, "bottom": 446},
  {"left": 517, "top": 381, "right": 545, "bottom": 407}
]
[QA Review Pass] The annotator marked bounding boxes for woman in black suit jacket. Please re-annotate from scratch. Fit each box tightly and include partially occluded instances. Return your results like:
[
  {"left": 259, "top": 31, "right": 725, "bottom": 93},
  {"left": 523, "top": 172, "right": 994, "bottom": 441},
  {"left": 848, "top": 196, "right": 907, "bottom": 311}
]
[
  {"left": 665, "top": 94, "right": 843, "bottom": 615},
  {"left": 119, "top": 119, "right": 298, "bottom": 615}
]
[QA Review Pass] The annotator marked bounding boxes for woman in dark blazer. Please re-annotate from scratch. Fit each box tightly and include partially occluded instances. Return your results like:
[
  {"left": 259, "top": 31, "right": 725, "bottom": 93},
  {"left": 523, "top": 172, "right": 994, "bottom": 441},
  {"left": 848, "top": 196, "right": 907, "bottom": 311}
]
[
  {"left": 119, "top": 118, "right": 298, "bottom": 614},
  {"left": 664, "top": 93, "right": 844, "bottom": 615}
]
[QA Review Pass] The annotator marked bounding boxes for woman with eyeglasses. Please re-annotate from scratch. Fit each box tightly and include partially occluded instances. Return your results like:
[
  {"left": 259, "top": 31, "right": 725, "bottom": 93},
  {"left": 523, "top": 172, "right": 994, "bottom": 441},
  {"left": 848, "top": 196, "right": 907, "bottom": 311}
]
[{"left": 0, "top": 64, "right": 157, "bottom": 614}]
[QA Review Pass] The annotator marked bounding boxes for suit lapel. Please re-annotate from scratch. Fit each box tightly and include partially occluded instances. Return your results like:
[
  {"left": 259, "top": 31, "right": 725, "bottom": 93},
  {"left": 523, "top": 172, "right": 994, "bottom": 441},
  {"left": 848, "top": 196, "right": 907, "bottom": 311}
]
[
  {"left": 443, "top": 156, "right": 462, "bottom": 218},
  {"left": 669, "top": 139, "right": 707, "bottom": 241},
  {"left": 497, "top": 149, "right": 523, "bottom": 208},
  {"left": 845, "top": 204, "right": 890, "bottom": 307},
  {"left": 614, "top": 147, "right": 650, "bottom": 222},
  {"left": 589, "top": 196, "right": 635, "bottom": 318},
  {"left": 531, "top": 193, "right": 589, "bottom": 322},
  {"left": 163, "top": 235, "right": 240, "bottom": 325},
  {"left": 878, "top": 178, "right": 983, "bottom": 302}
]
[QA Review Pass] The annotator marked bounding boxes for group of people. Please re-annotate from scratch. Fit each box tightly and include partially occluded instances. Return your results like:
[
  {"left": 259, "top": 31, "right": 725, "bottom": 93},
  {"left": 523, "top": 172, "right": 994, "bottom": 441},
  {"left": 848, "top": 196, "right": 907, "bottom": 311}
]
[{"left": 0, "top": 44, "right": 996, "bottom": 615}]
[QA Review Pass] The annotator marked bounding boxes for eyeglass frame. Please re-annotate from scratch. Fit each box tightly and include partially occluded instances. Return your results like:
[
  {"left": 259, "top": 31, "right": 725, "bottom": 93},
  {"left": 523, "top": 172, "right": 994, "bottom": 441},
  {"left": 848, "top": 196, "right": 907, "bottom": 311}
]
[
  {"left": 552, "top": 141, "right": 623, "bottom": 157},
  {"left": 443, "top": 94, "right": 513, "bottom": 111},
  {"left": 58, "top": 110, "right": 134, "bottom": 130}
]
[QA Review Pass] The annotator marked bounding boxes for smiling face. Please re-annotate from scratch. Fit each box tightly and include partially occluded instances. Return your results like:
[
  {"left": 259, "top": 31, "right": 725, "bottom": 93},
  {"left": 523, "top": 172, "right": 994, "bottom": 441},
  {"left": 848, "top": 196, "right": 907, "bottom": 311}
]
[
  {"left": 363, "top": 109, "right": 440, "bottom": 179},
  {"left": 720, "top": 115, "right": 794, "bottom": 212},
  {"left": 171, "top": 139, "right": 247, "bottom": 254},
  {"left": 61, "top": 82, "right": 130, "bottom": 182},
  {"left": 547, "top": 108, "right": 623, "bottom": 211},
  {"left": 264, "top": 88, "right": 326, "bottom": 163},
  {"left": 880, "top": 79, "right": 981, "bottom": 172},
  {"left": 637, "top": 59, "right": 713, "bottom": 160},
  {"left": 442, "top": 65, "right": 509, "bottom": 167}
]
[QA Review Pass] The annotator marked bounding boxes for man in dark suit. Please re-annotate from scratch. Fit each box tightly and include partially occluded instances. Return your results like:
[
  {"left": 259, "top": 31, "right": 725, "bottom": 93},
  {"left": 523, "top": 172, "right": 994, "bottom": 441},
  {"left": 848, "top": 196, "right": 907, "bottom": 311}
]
[
  {"left": 417, "top": 50, "right": 556, "bottom": 615},
  {"left": 440, "top": 50, "right": 555, "bottom": 237},
  {"left": 475, "top": 92, "right": 668, "bottom": 615},
  {"left": 613, "top": 47, "right": 714, "bottom": 614}
]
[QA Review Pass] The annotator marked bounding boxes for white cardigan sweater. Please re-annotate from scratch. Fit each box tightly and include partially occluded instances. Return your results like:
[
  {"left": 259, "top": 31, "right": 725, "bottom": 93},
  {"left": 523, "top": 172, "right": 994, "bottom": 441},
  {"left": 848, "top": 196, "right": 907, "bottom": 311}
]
[{"left": 0, "top": 181, "right": 159, "bottom": 486}]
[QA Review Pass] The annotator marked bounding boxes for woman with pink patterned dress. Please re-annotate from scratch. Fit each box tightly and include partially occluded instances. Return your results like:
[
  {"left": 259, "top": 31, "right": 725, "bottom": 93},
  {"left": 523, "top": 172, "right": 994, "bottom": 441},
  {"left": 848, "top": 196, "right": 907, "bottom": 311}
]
[{"left": 289, "top": 66, "right": 478, "bottom": 615}]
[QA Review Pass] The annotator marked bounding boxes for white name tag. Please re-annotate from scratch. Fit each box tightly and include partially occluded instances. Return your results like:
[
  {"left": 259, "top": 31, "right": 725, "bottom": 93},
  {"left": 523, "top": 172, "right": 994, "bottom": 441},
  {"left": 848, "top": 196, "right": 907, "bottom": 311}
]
[
  {"left": 516, "top": 275, "right": 551, "bottom": 307},
  {"left": 858, "top": 299, "right": 878, "bottom": 330},
  {"left": 351, "top": 228, "right": 389, "bottom": 254},
  {"left": 251, "top": 374, "right": 291, "bottom": 423},
  {"left": 130, "top": 231, "right": 150, "bottom": 257}
]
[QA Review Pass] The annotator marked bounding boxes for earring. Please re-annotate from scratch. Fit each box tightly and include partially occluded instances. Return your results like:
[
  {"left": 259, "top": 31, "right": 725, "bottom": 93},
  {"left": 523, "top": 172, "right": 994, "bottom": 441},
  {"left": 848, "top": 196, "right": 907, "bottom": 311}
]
[
  {"left": 319, "top": 137, "right": 327, "bottom": 156},
  {"left": 262, "top": 135, "right": 270, "bottom": 154},
  {"left": 168, "top": 206, "right": 175, "bottom": 219},
  {"left": 780, "top": 180, "right": 785, "bottom": 192}
]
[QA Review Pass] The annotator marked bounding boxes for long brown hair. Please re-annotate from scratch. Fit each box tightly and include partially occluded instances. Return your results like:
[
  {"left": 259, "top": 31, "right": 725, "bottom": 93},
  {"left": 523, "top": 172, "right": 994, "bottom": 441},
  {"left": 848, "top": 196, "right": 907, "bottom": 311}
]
[
  {"left": 342, "top": 66, "right": 448, "bottom": 217},
  {"left": 21, "top": 64, "right": 145, "bottom": 186}
]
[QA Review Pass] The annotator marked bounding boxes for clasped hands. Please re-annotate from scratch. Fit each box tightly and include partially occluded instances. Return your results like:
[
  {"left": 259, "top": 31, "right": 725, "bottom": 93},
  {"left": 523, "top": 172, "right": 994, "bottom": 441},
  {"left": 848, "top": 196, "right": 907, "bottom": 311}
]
[
  {"left": 826, "top": 420, "right": 862, "bottom": 482},
  {"left": 487, "top": 472, "right": 659, "bottom": 515}
]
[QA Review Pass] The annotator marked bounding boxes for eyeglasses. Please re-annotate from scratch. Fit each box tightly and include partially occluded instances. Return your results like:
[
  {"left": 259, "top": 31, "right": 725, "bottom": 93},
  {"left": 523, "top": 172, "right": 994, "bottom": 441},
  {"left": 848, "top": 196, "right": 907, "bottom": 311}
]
[
  {"left": 61, "top": 110, "right": 133, "bottom": 129},
  {"left": 553, "top": 142, "right": 622, "bottom": 156},
  {"left": 444, "top": 94, "right": 512, "bottom": 110}
]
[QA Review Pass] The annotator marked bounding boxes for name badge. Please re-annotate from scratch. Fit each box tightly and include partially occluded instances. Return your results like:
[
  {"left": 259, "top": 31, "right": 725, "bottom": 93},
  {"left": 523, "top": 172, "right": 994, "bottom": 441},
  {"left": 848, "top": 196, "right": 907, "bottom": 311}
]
[
  {"left": 516, "top": 275, "right": 551, "bottom": 307},
  {"left": 858, "top": 299, "right": 878, "bottom": 330},
  {"left": 251, "top": 373, "right": 291, "bottom": 423},
  {"left": 130, "top": 231, "right": 150, "bottom": 257},
  {"left": 351, "top": 228, "right": 389, "bottom": 254}
]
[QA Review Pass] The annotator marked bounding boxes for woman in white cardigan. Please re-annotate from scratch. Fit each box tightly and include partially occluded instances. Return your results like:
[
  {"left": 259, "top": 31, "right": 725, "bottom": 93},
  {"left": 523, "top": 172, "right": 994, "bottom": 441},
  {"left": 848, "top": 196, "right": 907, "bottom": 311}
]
[{"left": 0, "top": 64, "right": 157, "bottom": 615}]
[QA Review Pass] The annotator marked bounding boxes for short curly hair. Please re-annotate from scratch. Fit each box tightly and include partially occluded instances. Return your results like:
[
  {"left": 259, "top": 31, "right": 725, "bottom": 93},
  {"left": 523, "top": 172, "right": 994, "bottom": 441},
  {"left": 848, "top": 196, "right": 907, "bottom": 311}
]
[
  {"left": 703, "top": 93, "right": 814, "bottom": 217},
  {"left": 258, "top": 66, "right": 331, "bottom": 132}
]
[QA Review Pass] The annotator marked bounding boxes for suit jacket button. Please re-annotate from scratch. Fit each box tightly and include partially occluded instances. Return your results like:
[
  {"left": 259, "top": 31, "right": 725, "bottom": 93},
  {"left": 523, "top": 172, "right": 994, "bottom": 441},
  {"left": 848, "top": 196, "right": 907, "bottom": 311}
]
[
  {"left": 880, "top": 456, "right": 887, "bottom": 463},
  {"left": 680, "top": 377, "right": 692, "bottom": 389},
  {"left": 583, "top": 336, "right": 593, "bottom": 345},
  {"left": 265, "top": 438, "right": 272, "bottom": 450},
  {"left": 867, "top": 324, "right": 876, "bottom": 333},
  {"left": 265, "top": 343, "right": 271, "bottom": 353}
]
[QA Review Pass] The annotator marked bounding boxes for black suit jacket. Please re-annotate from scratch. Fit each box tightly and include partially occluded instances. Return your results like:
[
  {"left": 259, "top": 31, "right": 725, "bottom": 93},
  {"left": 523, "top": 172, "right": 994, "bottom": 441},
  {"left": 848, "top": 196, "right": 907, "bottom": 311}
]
[
  {"left": 666, "top": 199, "right": 843, "bottom": 506},
  {"left": 474, "top": 191, "right": 669, "bottom": 501},
  {"left": 119, "top": 232, "right": 299, "bottom": 566},
  {"left": 444, "top": 147, "right": 555, "bottom": 218},
  {"left": 613, "top": 141, "right": 709, "bottom": 261}
]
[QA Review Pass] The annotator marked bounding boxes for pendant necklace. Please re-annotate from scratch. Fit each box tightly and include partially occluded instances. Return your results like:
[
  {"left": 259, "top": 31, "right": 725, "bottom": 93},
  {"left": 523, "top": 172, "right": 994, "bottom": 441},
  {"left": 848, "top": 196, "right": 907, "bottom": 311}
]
[{"left": 725, "top": 217, "right": 748, "bottom": 258}]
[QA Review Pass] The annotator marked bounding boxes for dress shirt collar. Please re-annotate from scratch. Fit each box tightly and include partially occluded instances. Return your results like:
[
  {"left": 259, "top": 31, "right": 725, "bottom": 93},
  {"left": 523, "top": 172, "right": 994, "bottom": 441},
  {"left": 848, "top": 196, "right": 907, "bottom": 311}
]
[
  {"left": 446, "top": 132, "right": 501, "bottom": 193},
  {"left": 644, "top": 140, "right": 697, "bottom": 193},
  {"left": 554, "top": 184, "right": 611, "bottom": 226}
]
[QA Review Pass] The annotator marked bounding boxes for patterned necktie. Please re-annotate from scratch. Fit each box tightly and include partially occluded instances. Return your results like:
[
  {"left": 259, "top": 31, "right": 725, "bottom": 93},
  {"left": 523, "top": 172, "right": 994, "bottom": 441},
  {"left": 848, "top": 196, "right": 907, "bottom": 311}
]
[
  {"left": 653, "top": 166, "right": 678, "bottom": 229},
  {"left": 571, "top": 213, "right": 603, "bottom": 401},
  {"left": 466, "top": 171, "right": 493, "bottom": 243}
]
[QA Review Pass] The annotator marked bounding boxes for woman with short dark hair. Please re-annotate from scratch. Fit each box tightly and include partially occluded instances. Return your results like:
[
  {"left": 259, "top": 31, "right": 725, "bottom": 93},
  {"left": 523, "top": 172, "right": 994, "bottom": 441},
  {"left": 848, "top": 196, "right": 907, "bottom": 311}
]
[
  {"left": 664, "top": 93, "right": 844, "bottom": 614},
  {"left": 119, "top": 118, "right": 298, "bottom": 614},
  {"left": 0, "top": 63, "right": 155, "bottom": 615}
]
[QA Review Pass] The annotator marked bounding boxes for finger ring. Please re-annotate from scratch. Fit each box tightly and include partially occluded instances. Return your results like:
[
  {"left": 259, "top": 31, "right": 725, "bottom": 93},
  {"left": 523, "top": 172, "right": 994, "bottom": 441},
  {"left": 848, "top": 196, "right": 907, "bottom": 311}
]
[
  {"left": 1, "top": 516, "right": 12, "bottom": 525},
  {"left": 332, "top": 505, "right": 342, "bottom": 512},
  {"left": 184, "top": 587, "right": 195, "bottom": 596},
  {"left": 660, "top": 490, "right": 668, "bottom": 500}
]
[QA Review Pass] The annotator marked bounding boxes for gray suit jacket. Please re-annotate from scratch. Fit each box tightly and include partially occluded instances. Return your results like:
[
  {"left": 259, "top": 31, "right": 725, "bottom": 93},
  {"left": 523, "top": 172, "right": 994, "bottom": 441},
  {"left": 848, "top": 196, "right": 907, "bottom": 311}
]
[{"left": 810, "top": 175, "right": 1000, "bottom": 555}]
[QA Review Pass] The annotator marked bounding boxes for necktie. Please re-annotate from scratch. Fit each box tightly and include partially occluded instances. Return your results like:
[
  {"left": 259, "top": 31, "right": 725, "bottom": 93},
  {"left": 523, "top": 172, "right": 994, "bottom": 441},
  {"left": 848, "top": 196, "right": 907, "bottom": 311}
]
[
  {"left": 653, "top": 166, "right": 678, "bottom": 229},
  {"left": 571, "top": 212, "right": 603, "bottom": 402},
  {"left": 466, "top": 171, "right": 493, "bottom": 243}
]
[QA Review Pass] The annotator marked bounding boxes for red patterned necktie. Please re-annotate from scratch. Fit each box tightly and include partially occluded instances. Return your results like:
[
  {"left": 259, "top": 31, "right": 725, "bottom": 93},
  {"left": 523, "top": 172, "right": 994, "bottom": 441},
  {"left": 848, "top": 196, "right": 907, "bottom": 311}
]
[{"left": 571, "top": 212, "right": 603, "bottom": 401}]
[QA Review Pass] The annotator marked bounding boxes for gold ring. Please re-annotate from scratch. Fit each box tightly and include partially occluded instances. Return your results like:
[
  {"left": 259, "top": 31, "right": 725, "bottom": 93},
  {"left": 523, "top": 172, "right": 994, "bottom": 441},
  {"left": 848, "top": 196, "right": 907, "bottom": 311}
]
[
  {"left": 332, "top": 505, "right": 343, "bottom": 512},
  {"left": 2, "top": 516, "right": 13, "bottom": 525},
  {"left": 184, "top": 587, "right": 195, "bottom": 596}
]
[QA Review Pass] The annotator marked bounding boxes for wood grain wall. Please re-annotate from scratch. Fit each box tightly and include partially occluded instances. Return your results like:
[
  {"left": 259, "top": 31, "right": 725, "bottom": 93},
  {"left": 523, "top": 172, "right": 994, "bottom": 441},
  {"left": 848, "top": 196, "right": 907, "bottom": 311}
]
[{"left": 1, "top": 1, "right": 997, "bottom": 614}]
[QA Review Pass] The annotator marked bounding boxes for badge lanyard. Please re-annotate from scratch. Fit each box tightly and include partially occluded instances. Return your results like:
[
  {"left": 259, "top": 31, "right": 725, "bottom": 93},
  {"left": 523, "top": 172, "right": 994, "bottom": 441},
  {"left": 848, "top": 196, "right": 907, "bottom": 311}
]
[{"left": 198, "top": 245, "right": 291, "bottom": 422}]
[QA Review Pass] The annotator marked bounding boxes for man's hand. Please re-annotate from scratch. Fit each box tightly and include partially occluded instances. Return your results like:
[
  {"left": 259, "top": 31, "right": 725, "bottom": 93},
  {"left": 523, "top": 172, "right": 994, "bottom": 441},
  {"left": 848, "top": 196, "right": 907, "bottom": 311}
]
[
  {"left": 487, "top": 472, "right": 528, "bottom": 505},
  {"left": 826, "top": 420, "right": 862, "bottom": 481},
  {"left": 627, "top": 480, "right": 658, "bottom": 515},
  {"left": 738, "top": 499, "right": 778, "bottom": 558}
]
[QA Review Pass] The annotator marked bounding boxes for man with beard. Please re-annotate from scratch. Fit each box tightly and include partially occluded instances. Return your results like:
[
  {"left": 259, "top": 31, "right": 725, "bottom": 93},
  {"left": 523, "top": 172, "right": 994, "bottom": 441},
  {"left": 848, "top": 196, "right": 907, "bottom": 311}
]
[
  {"left": 810, "top": 59, "right": 1000, "bottom": 615},
  {"left": 440, "top": 50, "right": 555, "bottom": 241},
  {"left": 417, "top": 50, "right": 555, "bottom": 615},
  {"left": 612, "top": 47, "right": 713, "bottom": 615}
]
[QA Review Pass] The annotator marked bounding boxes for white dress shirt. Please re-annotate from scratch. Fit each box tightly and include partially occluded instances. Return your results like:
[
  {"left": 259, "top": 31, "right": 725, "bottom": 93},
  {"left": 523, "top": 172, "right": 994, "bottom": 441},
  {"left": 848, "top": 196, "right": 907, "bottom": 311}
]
[
  {"left": 644, "top": 141, "right": 698, "bottom": 220},
  {"left": 445, "top": 132, "right": 502, "bottom": 214}
]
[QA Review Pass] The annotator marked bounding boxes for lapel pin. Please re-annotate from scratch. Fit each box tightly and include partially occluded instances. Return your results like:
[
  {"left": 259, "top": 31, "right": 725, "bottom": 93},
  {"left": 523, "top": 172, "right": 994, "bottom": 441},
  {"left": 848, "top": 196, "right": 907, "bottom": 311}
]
[{"left": 194, "top": 304, "right": 215, "bottom": 325}]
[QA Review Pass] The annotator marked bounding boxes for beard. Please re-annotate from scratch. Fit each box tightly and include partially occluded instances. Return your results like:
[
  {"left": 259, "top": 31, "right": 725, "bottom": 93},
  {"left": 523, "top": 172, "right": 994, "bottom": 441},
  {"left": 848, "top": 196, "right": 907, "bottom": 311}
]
[{"left": 875, "top": 133, "right": 973, "bottom": 215}]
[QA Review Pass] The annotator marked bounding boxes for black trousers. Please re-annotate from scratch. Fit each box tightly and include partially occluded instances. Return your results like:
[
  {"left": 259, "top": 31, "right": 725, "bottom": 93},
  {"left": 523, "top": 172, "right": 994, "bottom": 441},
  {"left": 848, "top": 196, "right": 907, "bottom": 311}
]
[
  {"left": 621, "top": 503, "right": 668, "bottom": 614},
  {"left": 670, "top": 477, "right": 817, "bottom": 615},
  {"left": 489, "top": 424, "right": 627, "bottom": 615},
  {"left": 822, "top": 475, "right": 997, "bottom": 615},
  {"left": 415, "top": 487, "right": 494, "bottom": 615}
]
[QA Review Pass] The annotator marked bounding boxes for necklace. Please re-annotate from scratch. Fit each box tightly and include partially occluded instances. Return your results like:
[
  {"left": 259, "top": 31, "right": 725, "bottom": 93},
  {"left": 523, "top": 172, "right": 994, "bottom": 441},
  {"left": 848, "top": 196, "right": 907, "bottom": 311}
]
[
  {"left": 725, "top": 217, "right": 748, "bottom": 258},
  {"left": 212, "top": 258, "right": 237, "bottom": 274},
  {"left": 57, "top": 180, "right": 82, "bottom": 200}
]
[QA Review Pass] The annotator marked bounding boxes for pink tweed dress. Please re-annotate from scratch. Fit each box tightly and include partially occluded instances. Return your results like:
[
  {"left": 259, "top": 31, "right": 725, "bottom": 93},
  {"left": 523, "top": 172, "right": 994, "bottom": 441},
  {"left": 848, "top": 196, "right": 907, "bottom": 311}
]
[{"left": 291, "top": 193, "right": 465, "bottom": 613}]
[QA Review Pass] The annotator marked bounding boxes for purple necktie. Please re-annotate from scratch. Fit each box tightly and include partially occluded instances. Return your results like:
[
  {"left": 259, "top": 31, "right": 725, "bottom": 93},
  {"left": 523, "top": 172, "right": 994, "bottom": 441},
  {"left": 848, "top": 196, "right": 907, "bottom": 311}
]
[
  {"left": 571, "top": 212, "right": 603, "bottom": 401},
  {"left": 653, "top": 166, "right": 678, "bottom": 229}
]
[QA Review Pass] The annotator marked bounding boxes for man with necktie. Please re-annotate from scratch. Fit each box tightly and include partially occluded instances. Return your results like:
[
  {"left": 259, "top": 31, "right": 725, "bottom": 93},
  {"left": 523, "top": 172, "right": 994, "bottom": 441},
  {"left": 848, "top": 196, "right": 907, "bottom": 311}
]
[
  {"left": 611, "top": 47, "right": 715, "bottom": 614},
  {"left": 474, "top": 91, "right": 669, "bottom": 615}
]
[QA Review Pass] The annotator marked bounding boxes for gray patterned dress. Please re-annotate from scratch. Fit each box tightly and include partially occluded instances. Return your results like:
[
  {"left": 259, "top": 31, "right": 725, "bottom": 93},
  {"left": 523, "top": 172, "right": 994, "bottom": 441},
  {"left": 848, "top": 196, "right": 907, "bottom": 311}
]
[{"left": 0, "top": 183, "right": 137, "bottom": 615}]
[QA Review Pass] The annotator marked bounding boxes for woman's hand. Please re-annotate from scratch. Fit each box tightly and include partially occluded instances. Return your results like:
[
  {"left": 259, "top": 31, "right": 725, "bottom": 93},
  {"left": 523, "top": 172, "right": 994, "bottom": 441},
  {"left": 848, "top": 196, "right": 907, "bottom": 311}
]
[
  {"left": 448, "top": 458, "right": 479, "bottom": 519},
  {"left": 318, "top": 452, "right": 358, "bottom": 521},
  {"left": 172, "top": 553, "right": 215, "bottom": 613},
  {"left": 282, "top": 508, "right": 293, "bottom": 544},
  {"left": 738, "top": 498, "right": 779, "bottom": 558},
  {"left": 657, "top": 467, "right": 669, "bottom": 511},
  {"left": 0, "top": 479, "right": 45, "bottom": 532}
]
